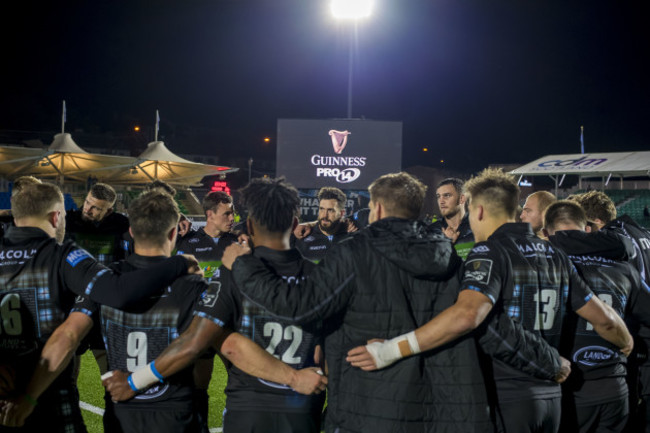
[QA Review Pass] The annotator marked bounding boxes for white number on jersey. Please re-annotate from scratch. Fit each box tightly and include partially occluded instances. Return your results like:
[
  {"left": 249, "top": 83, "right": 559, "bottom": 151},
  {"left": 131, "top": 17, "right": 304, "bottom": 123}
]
[
  {"left": 126, "top": 331, "right": 148, "bottom": 372},
  {"left": 263, "top": 322, "right": 303, "bottom": 364},
  {"left": 533, "top": 289, "right": 558, "bottom": 331}
]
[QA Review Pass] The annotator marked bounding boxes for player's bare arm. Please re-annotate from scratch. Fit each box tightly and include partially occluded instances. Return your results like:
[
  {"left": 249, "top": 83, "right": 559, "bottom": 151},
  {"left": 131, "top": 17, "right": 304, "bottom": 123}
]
[
  {"left": 0, "top": 313, "right": 93, "bottom": 427},
  {"left": 103, "top": 315, "right": 221, "bottom": 401},
  {"left": 104, "top": 315, "right": 326, "bottom": 401},
  {"left": 220, "top": 333, "right": 327, "bottom": 395},
  {"left": 576, "top": 295, "right": 634, "bottom": 356}
]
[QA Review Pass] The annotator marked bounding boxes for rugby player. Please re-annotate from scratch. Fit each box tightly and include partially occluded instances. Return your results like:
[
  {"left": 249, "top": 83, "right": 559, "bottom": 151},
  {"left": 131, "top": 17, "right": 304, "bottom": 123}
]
[
  {"left": 174, "top": 190, "right": 238, "bottom": 431},
  {"left": 545, "top": 200, "right": 650, "bottom": 433},
  {"left": 65, "top": 182, "right": 131, "bottom": 265},
  {"left": 103, "top": 178, "right": 327, "bottom": 432},
  {"left": 0, "top": 183, "right": 198, "bottom": 431},
  {"left": 294, "top": 186, "right": 351, "bottom": 262},
  {"left": 430, "top": 177, "right": 474, "bottom": 259},
  {"left": 520, "top": 190, "right": 556, "bottom": 239},
  {"left": 347, "top": 169, "right": 632, "bottom": 433},
  {"left": 222, "top": 172, "right": 495, "bottom": 432},
  {"left": 571, "top": 190, "right": 650, "bottom": 432}
]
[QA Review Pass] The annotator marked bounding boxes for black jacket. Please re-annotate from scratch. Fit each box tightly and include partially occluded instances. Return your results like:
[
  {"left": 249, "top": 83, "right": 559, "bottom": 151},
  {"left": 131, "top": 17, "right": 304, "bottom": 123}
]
[{"left": 232, "top": 218, "right": 494, "bottom": 433}]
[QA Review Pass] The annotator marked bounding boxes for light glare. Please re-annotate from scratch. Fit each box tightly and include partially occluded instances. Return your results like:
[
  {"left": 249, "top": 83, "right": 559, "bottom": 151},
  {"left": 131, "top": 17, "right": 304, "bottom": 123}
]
[{"left": 331, "top": 0, "right": 373, "bottom": 19}]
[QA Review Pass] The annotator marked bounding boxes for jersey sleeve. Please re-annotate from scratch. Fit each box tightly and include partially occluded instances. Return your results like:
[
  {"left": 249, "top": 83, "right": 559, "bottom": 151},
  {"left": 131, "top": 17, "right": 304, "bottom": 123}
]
[
  {"left": 231, "top": 243, "right": 356, "bottom": 324},
  {"left": 60, "top": 244, "right": 188, "bottom": 308},
  {"left": 70, "top": 293, "right": 100, "bottom": 318},
  {"left": 459, "top": 242, "right": 504, "bottom": 304},
  {"left": 193, "top": 275, "right": 238, "bottom": 329}
]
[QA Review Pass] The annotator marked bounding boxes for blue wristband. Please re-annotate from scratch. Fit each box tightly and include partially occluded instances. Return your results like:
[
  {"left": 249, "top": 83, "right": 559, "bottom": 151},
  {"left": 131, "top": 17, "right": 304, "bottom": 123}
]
[
  {"left": 150, "top": 362, "right": 164, "bottom": 382},
  {"left": 127, "top": 375, "right": 139, "bottom": 392}
]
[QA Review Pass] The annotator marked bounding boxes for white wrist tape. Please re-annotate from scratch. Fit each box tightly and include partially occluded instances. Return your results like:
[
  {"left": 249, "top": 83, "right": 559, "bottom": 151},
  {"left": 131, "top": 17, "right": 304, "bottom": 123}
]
[
  {"left": 130, "top": 362, "right": 162, "bottom": 391},
  {"left": 365, "top": 331, "right": 421, "bottom": 370}
]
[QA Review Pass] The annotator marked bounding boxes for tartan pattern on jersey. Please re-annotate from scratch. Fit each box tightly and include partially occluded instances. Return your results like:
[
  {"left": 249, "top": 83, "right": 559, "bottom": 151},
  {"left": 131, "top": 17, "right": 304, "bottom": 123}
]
[
  {"left": 100, "top": 301, "right": 181, "bottom": 372},
  {"left": 504, "top": 253, "right": 569, "bottom": 339},
  {"left": 238, "top": 291, "right": 318, "bottom": 370},
  {"left": 0, "top": 266, "right": 67, "bottom": 343}
]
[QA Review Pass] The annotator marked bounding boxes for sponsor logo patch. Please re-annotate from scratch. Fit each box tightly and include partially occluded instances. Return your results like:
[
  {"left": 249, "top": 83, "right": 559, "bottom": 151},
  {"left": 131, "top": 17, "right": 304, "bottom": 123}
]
[
  {"left": 199, "top": 282, "right": 221, "bottom": 308},
  {"left": 471, "top": 245, "right": 490, "bottom": 253},
  {"left": 573, "top": 345, "right": 617, "bottom": 366},
  {"left": 463, "top": 259, "right": 493, "bottom": 283},
  {"left": 66, "top": 249, "right": 92, "bottom": 267}
]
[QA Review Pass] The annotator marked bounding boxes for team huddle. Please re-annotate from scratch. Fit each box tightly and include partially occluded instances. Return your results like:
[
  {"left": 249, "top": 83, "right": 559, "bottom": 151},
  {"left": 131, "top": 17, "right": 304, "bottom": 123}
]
[{"left": 1, "top": 169, "right": 650, "bottom": 433}]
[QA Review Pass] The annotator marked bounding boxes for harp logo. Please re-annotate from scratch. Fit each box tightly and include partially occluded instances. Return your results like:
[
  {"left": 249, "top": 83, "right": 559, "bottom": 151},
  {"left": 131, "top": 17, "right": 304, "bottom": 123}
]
[{"left": 329, "top": 130, "right": 350, "bottom": 154}]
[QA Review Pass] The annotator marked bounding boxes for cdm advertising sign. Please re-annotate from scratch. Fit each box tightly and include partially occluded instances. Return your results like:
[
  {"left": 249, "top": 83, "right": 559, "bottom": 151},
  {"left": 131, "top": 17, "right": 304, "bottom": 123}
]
[
  {"left": 511, "top": 152, "right": 650, "bottom": 176},
  {"left": 276, "top": 119, "right": 402, "bottom": 189}
]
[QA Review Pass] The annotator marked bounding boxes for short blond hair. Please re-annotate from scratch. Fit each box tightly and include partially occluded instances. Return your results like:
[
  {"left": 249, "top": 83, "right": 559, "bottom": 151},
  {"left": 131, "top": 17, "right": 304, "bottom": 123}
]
[
  {"left": 11, "top": 183, "right": 63, "bottom": 220},
  {"left": 464, "top": 168, "right": 519, "bottom": 218}
]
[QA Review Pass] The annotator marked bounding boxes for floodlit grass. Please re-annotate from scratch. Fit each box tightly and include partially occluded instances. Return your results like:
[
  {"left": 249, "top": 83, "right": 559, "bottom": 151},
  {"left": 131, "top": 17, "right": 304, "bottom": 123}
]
[{"left": 77, "top": 352, "right": 227, "bottom": 432}]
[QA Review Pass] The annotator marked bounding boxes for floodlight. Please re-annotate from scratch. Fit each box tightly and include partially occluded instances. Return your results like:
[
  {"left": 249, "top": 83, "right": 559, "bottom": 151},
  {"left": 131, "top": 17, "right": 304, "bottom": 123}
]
[{"left": 330, "top": 0, "right": 373, "bottom": 20}]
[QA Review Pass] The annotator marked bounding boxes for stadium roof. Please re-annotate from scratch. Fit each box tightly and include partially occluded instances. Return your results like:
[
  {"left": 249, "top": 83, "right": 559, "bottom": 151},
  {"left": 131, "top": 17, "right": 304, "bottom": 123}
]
[{"left": 510, "top": 151, "right": 650, "bottom": 178}]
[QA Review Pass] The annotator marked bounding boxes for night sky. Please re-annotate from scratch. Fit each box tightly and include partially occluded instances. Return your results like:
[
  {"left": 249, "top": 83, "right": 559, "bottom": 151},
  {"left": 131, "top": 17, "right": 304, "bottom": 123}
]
[{"left": 1, "top": 0, "right": 648, "bottom": 173}]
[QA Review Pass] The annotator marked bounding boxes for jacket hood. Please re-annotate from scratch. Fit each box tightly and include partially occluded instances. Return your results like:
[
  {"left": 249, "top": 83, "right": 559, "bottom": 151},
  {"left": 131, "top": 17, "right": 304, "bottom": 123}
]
[{"left": 362, "top": 217, "right": 461, "bottom": 280}]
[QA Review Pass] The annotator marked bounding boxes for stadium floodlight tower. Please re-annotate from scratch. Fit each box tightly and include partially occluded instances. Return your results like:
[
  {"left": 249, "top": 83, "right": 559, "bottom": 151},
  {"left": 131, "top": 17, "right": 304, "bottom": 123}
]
[{"left": 330, "top": 0, "right": 374, "bottom": 119}]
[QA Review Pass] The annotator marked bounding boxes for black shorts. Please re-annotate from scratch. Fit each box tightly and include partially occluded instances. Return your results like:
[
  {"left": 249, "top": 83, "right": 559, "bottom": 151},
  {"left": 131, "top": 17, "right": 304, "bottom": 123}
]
[
  {"left": 223, "top": 409, "right": 321, "bottom": 433},
  {"left": 496, "top": 397, "right": 561, "bottom": 433},
  {"left": 576, "top": 396, "right": 629, "bottom": 433},
  {"left": 114, "top": 406, "right": 196, "bottom": 433}
]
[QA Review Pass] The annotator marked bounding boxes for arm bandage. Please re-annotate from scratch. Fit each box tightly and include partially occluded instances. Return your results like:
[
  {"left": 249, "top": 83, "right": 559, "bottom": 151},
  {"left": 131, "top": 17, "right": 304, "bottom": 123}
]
[
  {"left": 128, "top": 362, "right": 164, "bottom": 392},
  {"left": 365, "top": 331, "right": 421, "bottom": 370}
]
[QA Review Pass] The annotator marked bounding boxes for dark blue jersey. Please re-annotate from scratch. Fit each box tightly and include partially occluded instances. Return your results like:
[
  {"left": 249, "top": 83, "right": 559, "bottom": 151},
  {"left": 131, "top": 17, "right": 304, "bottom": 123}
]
[
  {"left": 80, "top": 254, "right": 207, "bottom": 409},
  {"left": 193, "top": 246, "right": 324, "bottom": 414},
  {"left": 461, "top": 223, "right": 593, "bottom": 402},
  {"left": 175, "top": 228, "right": 237, "bottom": 281}
]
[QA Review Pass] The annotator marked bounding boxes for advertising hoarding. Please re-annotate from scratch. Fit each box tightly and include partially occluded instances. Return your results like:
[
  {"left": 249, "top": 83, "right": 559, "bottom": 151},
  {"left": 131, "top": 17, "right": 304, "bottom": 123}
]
[{"left": 276, "top": 119, "right": 402, "bottom": 189}]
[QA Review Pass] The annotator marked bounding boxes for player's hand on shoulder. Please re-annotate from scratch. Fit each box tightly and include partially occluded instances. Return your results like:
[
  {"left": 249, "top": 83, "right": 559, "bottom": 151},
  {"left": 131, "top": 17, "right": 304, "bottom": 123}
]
[
  {"left": 345, "top": 218, "right": 358, "bottom": 233},
  {"left": 179, "top": 254, "right": 203, "bottom": 276},
  {"left": 291, "top": 367, "right": 327, "bottom": 395},
  {"left": 237, "top": 233, "right": 250, "bottom": 245},
  {"left": 293, "top": 223, "right": 313, "bottom": 239},
  {"left": 178, "top": 219, "right": 192, "bottom": 237},
  {"left": 222, "top": 241, "right": 252, "bottom": 270},
  {"left": 102, "top": 370, "right": 136, "bottom": 402},
  {"left": 442, "top": 225, "right": 460, "bottom": 243}
]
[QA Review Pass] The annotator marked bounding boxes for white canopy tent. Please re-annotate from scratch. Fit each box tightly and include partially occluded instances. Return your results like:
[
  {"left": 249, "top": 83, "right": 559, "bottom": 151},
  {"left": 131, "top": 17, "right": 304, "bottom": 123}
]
[
  {"left": 0, "top": 133, "right": 134, "bottom": 182},
  {"left": 509, "top": 151, "right": 650, "bottom": 194},
  {"left": 100, "top": 141, "right": 238, "bottom": 186},
  {"left": 0, "top": 137, "right": 237, "bottom": 186}
]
